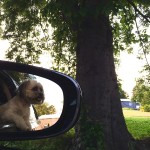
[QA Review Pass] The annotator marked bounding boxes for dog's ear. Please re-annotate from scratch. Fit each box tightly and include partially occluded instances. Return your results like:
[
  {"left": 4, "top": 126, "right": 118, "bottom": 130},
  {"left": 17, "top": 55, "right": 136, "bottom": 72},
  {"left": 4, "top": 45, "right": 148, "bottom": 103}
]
[{"left": 17, "top": 80, "right": 30, "bottom": 97}]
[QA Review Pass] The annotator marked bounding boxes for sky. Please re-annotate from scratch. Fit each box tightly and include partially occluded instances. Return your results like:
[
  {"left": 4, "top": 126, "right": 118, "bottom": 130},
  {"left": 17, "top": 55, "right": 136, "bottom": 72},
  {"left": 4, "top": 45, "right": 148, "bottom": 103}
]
[
  {"left": 35, "top": 76, "right": 63, "bottom": 114},
  {"left": 116, "top": 50, "right": 147, "bottom": 98},
  {"left": 0, "top": 39, "right": 149, "bottom": 99}
]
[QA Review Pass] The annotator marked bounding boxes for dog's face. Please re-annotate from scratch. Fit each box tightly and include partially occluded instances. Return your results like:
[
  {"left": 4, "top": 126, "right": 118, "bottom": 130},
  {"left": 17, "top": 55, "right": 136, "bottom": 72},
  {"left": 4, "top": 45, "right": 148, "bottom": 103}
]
[{"left": 18, "top": 80, "right": 45, "bottom": 104}]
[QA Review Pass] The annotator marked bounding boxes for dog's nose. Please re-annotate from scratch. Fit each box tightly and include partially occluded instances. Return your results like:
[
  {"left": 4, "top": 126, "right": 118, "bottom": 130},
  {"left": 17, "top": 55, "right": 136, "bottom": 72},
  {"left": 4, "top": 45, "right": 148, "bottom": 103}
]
[{"left": 38, "top": 93, "right": 44, "bottom": 99}]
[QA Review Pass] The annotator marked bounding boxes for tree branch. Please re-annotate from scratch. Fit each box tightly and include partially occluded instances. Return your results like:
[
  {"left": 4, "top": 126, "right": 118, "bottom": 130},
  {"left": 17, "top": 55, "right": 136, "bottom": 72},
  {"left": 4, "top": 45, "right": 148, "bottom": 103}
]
[
  {"left": 126, "top": 0, "right": 150, "bottom": 23},
  {"left": 134, "top": 15, "right": 150, "bottom": 69}
]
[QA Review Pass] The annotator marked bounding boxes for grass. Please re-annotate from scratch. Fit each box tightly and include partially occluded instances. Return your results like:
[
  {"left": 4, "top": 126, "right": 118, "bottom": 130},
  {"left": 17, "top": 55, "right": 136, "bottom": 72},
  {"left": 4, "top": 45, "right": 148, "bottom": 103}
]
[
  {"left": 123, "top": 109, "right": 150, "bottom": 117},
  {"left": 125, "top": 117, "right": 150, "bottom": 139},
  {"left": 123, "top": 109, "right": 150, "bottom": 140}
]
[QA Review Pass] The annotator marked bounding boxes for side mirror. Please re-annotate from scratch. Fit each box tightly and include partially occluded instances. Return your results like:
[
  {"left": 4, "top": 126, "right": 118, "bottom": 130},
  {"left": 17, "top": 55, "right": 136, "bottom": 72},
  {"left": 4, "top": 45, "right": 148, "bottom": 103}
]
[{"left": 0, "top": 60, "right": 81, "bottom": 140}]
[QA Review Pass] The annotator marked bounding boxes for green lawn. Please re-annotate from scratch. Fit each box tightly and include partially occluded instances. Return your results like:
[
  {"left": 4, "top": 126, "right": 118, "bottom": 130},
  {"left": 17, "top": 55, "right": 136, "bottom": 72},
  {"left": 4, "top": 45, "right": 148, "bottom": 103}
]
[
  {"left": 125, "top": 117, "right": 150, "bottom": 140},
  {"left": 123, "top": 109, "right": 150, "bottom": 140}
]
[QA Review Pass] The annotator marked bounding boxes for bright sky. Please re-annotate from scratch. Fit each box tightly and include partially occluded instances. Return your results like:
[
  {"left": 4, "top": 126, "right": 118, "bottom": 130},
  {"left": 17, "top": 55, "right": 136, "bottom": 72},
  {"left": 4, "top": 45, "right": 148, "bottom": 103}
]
[
  {"left": 116, "top": 50, "right": 147, "bottom": 98},
  {"left": 35, "top": 76, "right": 63, "bottom": 115},
  {"left": 116, "top": 21, "right": 150, "bottom": 98}
]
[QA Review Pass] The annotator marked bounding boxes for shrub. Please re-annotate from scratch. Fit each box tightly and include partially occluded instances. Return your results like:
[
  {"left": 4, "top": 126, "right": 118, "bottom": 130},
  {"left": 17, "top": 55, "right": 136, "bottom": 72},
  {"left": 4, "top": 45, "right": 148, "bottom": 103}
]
[
  {"left": 0, "top": 128, "right": 75, "bottom": 150},
  {"left": 143, "top": 105, "right": 150, "bottom": 112}
]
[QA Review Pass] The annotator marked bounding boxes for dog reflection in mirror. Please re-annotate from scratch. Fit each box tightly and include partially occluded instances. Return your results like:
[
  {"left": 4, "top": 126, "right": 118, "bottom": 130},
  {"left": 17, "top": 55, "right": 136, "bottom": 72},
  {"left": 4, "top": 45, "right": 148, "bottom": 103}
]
[{"left": 0, "top": 80, "right": 45, "bottom": 131}]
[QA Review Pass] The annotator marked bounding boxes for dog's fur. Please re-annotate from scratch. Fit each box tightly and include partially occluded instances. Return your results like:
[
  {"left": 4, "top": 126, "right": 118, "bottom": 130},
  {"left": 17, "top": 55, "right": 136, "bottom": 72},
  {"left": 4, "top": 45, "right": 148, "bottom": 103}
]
[{"left": 0, "top": 80, "right": 45, "bottom": 131}]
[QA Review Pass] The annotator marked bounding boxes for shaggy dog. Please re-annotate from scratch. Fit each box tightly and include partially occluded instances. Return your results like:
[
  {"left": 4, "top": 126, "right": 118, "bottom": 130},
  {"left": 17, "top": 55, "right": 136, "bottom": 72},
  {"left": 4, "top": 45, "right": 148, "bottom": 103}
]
[{"left": 0, "top": 80, "right": 45, "bottom": 131}]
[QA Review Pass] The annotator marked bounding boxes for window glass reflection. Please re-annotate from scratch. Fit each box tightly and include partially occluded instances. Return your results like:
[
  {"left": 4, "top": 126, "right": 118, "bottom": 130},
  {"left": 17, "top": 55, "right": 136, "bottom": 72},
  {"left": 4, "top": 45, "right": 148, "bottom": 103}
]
[{"left": 0, "top": 71, "right": 64, "bottom": 131}]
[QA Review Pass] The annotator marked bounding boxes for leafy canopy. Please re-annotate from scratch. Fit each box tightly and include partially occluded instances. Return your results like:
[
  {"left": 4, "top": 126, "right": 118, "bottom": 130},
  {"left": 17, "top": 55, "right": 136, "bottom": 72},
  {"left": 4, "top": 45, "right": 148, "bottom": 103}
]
[
  {"left": 0, "top": 0, "right": 149, "bottom": 77},
  {"left": 34, "top": 103, "right": 56, "bottom": 116},
  {"left": 132, "top": 78, "right": 150, "bottom": 105}
]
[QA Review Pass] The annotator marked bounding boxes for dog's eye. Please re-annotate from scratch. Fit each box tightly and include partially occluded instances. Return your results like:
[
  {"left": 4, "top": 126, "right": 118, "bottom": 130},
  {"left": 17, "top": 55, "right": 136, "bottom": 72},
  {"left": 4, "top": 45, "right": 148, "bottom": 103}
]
[
  {"left": 40, "top": 88, "right": 43, "bottom": 92},
  {"left": 32, "top": 86, "right": 38, "bottom": 91},
  {"left": 32, "top": 86, "right": 43, "bottom": 93}
]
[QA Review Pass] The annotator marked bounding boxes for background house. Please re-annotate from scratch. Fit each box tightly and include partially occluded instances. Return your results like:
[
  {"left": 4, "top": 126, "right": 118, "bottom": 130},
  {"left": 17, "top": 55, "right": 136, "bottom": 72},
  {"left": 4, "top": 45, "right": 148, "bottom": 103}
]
[{"left": 34, "top": 114, "right": 59, "bottom": 130}]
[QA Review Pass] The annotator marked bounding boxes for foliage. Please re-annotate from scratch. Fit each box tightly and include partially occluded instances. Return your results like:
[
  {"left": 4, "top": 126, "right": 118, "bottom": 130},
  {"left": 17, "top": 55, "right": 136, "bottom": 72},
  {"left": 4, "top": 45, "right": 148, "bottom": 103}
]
[
  {"left": 132, "top": 78, "right": 150, "bottom": 105},
  {"left": 142, "top": 104, "right": 150, "bottom": 112},
  {"left": 0, "top": 0, "right": 150, "bottom": 149},
  {"left": 43, "top": 128, "right": 75, "bottom": 150},
  {"left": 6, "top": 71, "right": 36, "bottom": 84},
  {"left": 0, "top": 0, "right": 149, "bottom": 76},
  {"left": 80, "top": 121, "right": 105, "bottom": 150},
  {"left": 118, "top": 79, "right": 129, "bottom": 98},
  {"left": 0, "top": 128, "right": 75, "bottom": 150},
  {"left": 78, "top": 105, "right": 105, "bottom": 150},
  {"left": 0, "top": 0, "right": 50, "bottom": 64},
  {"left": 34, "top": 103, "right": 56, "bottom": 116}
]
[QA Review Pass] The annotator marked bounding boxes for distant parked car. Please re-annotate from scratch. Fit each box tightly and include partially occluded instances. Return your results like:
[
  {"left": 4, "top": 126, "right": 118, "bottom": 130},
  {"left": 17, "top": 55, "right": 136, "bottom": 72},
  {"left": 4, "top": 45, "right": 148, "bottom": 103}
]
[
  {"left": 135, "top": 102, "right": 140, "bottom": 110},
  {"left": 121, "top": 99, "right": 140, "bottom": 110}
]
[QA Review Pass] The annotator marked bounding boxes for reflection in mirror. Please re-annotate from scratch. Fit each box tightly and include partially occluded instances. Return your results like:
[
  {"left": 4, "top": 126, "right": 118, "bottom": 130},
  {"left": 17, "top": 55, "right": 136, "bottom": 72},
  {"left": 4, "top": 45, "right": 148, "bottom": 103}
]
[{"left": 0, "top": 70, "right": 64, "bottom": 132}]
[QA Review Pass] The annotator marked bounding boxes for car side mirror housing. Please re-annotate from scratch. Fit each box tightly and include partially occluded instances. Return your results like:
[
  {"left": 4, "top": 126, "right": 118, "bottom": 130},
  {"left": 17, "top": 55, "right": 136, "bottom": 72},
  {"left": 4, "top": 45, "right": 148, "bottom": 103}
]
[{"left": 0, "top": 60, "right": 81, "bottom": 141}]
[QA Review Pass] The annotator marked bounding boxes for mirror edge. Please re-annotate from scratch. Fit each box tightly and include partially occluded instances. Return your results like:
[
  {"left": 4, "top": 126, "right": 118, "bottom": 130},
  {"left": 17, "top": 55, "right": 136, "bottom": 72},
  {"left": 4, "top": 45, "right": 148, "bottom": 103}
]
[{"left": 0, "top": 60, "right": 82, "bottom": 140}]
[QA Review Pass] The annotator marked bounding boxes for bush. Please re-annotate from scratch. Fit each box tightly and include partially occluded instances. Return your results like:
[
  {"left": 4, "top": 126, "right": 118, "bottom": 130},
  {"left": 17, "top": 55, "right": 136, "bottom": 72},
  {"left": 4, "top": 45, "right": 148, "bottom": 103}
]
[
  {"left": 142, "top": 105, "right": 150, "bottom": 112},
  {"left": 0, "top": 128, "right": 75, "bottom": 150}
]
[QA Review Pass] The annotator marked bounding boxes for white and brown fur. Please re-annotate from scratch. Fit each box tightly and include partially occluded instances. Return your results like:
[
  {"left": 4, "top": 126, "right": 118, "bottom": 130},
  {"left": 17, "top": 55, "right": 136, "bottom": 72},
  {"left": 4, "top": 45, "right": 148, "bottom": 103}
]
[{"left": 0, "top": 80, "right": 44, "bottom": 131}]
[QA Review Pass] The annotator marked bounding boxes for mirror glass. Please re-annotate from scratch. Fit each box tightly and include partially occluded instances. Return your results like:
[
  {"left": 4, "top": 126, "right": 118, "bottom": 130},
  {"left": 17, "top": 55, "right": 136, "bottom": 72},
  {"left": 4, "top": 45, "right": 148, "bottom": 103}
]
[{"left": 0, "top": 70, "right": 64, "bottom": 132}]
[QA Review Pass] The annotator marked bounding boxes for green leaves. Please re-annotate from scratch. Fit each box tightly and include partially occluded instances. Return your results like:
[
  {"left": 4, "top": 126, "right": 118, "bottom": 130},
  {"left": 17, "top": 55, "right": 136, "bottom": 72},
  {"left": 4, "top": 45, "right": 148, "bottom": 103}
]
[
  {"left": 0, "top": 0, "right": 149, "bottom": 75},
  {"left": 132, "top": 78, "right": 150, "bottom": 105},
  {"left": 79, "top": 104, "right": 105, "bottom": 149},
  {"left": 34, "top": 103, "right": 56, "bottom": 116},
  {"left": 111, "top": 1, "right": 150, "bottom": 61},
  {"left": 0, "top": 0, "right": 47, "bottom": 64}
]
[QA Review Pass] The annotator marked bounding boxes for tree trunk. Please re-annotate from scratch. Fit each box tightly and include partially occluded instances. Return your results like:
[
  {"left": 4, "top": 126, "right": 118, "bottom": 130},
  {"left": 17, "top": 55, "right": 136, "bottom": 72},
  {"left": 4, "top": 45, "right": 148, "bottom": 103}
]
[{"left": 72, "top": 7, "right": 134, "bottom": 150}]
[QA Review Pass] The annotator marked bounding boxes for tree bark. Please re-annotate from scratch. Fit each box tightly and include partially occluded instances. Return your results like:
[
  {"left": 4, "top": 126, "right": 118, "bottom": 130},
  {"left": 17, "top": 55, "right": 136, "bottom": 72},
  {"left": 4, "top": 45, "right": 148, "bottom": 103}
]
[{"left": 73, "top": 8, "right": 134, "bottom": 150}]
